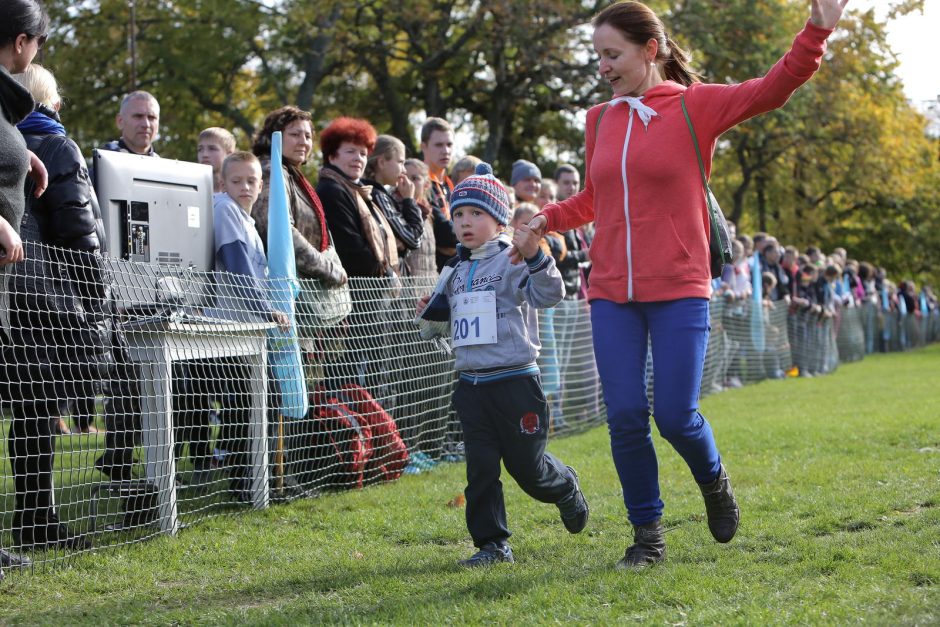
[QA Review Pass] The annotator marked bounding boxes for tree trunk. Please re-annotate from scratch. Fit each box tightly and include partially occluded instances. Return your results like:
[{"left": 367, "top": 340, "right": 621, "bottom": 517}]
[
  {"left": 295, "top": 5, "right": 342, "bottom": 112},
  {"left": 756, "top": 174, "right": 767, "bottom": 232}
]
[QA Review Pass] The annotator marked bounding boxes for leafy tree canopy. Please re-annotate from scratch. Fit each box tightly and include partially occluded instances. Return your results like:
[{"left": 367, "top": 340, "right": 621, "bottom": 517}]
[{"left": 37, "top": 0, "right": 939, "bottom": 285}]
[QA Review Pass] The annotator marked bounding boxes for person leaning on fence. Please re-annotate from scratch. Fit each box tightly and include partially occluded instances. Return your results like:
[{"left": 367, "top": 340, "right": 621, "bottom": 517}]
[
  {"left": 416, "top": 163, "right": 589, "bottom": 568},
  {"left": 93, "top": 92, "right": 161, "bottom": 481},
  {"left": 396, "top": 158, "right": 445, "bottom": 456},
  {"left": 361, "top": 134, "right": 430, "bottom": 446},
  {"left": 0, "top": 0, "right": 52, "bottom": 576},
  {"left": 316, "top": 117, "right": 399, "bottom": 399},
  {"left": 761, "top": 271, "right": 787, "bottom": 379},
  {"left": 761, "top": 237, "right": 790, "bottom": 302},
  {"left": 211, "top": 150, "right": 289, "bottom": 501},
  {"left": 791, "top": 263, "right": 822, "bottom": 376},
  {"left": 101, "top": 93, "right": 217, "bottom": 490},
  {"left": 519, "top": 0, "right": 850, "bottom": 569},
  {"left": 250, "top": 106, "right": 347, "bottom": 491}
]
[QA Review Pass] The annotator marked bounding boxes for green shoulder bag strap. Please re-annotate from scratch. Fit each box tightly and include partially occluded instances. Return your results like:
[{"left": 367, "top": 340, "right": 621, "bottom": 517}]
[
  {"left": 593, "top": 103, "right": 610, "bottom": 137},
  {"left": 679, "top": 93, "right": 732, "bottom": 267}
]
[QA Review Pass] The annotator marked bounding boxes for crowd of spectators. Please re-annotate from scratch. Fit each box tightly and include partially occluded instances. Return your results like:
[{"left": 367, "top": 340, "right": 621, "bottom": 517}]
[{"left": 712, "top": 225, "right": 938, "bottom": 387}]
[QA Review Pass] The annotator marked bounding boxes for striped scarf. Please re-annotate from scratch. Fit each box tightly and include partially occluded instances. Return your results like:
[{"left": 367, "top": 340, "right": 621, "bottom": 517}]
[{"left": 292, "top": 166, "right": 330, "bottom": 251}]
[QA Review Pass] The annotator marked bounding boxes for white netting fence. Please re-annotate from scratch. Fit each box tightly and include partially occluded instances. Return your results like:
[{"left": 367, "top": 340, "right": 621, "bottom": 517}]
[{"left": 2, "top": 244, "right": 938, "bottom": 574}]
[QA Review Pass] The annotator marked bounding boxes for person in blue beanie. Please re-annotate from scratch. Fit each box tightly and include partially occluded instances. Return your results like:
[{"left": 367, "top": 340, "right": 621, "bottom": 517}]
[{"left": 416, "top": 163, "right": 589, "bottom": 568}]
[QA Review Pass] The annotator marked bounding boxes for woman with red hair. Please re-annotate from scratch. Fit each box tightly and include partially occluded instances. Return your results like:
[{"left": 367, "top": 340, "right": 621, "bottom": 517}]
[
  {"left": 317, "top": 117, "right": 398, "bottom": 279},
  {"left": 316, "top": 117, "right": 400, "bottom": 396}
]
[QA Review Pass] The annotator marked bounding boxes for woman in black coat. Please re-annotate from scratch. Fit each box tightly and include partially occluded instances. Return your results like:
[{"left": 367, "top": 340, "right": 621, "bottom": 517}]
[
  {"left": 315, "top": 117, "right": 399, "bottom": 397},
  {"left": 6, "top": 63, "right": 111, "bottom": 550}
]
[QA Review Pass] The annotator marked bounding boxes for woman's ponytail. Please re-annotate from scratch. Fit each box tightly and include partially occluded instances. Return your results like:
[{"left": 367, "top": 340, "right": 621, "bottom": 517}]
[{"left": 661, "top": 37, "right": 701, "bottom": 86}]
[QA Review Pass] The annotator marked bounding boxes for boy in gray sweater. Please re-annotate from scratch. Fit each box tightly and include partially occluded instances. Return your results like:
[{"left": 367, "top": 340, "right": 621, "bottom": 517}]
[{"left": 416, "top": 163, "right": 589, "bottom": 567}]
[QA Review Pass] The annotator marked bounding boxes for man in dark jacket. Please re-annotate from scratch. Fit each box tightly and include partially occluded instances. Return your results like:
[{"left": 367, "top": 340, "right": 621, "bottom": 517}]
[
  {"left": 99, "top": 90, "right": 212, "bottom": 499},
  {"left": 419, "top": 117, "right": 457, "bottom": 271},
  {"left": 101, "top": 90, "right": 160, "bottom": 156},
  {"left": 760, "top": 237, "right": 790, "bottom": 302}
]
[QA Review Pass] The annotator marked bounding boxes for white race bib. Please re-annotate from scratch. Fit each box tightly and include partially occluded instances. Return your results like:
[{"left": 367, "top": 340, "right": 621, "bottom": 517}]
[{"left": 451, "top": 291, "right": 497, "bottom": 347}]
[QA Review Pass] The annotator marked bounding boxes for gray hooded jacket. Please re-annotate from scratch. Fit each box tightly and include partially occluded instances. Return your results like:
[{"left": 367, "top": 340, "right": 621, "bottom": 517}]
[{"left": 420, "top": 234, "right": 565, "bottom": 373}]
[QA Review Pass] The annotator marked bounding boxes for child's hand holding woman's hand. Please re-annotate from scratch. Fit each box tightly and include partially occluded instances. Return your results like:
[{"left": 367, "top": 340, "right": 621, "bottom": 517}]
[
  {"left": 509, "top": 216, "right": 547, "bottom": 264},
  {"left": 511, "top": 224, "right": 542, "bottom": 261}
]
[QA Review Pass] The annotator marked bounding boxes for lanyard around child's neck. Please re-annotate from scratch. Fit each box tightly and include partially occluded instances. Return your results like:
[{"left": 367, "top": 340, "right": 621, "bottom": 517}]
[{"left": 465, "top": 260, "right": 480, "bottom": 293}]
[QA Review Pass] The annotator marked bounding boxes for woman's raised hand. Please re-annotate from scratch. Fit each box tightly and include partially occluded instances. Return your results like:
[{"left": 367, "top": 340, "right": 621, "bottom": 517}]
[{"left": 810, "top": 0, "right": 849, "bottom": 29}]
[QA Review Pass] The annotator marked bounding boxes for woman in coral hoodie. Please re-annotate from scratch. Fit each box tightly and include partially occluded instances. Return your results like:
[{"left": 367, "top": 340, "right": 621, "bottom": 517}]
[{"left": 513, "top": 0, "right": 848, "bottom": 569}]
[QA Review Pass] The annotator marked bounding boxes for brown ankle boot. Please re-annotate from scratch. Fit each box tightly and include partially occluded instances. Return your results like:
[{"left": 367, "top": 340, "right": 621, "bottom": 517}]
[
  {"left": 615, "top": 519, "right": 666, "bottom": 570},
  {"left": 699, "top": 464, "right": 739, "bottom": 543}
]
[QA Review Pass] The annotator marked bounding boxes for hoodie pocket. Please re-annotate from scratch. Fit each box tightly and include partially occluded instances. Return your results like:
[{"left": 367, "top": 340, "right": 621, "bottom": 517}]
[{"left": 631, "top": 213, "right": 694, "bottom": 279}]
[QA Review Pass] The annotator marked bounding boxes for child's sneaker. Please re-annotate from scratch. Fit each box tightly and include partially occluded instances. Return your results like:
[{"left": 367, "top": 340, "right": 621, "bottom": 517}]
[
  {"left": 458, "top": 543, "right": 514, "bottom": 568},
  {"left": 557, "top": 465, "right": 589, "bottom": 533}
]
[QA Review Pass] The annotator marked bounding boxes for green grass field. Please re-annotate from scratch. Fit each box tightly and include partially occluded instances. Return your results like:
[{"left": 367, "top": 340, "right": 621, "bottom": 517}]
[{"left": 1, "top": 345, "right": 938, "bottom": 625}]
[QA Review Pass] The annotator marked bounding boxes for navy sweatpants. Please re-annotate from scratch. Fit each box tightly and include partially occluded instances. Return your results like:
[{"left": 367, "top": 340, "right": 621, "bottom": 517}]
[{"left": 453, "top": 375, "right": 575, "bottom": 548}]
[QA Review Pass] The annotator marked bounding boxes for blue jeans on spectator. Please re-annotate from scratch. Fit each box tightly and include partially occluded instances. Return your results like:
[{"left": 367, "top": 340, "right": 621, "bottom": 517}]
[{"left": 591, "top": 298, "right": 722, "bottom": 526}]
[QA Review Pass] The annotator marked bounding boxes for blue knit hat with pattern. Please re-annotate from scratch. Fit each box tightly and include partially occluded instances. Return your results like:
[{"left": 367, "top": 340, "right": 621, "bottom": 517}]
[{"left": 450, "top": 162, "right": 512, "bottom": 226}]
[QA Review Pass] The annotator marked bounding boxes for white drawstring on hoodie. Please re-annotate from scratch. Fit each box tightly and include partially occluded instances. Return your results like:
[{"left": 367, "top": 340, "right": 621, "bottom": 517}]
[
  {"left": 605, "top": 95, "right": 658, "bottom": 299},
  {"left": 609, "top": 95, "right": 659, "bottom": 130}
]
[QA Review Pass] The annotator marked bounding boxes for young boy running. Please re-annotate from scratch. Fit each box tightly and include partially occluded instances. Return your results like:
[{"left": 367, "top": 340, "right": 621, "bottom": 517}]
[{"left": 416, "top": 163, "right": 589, "bottom": 567}]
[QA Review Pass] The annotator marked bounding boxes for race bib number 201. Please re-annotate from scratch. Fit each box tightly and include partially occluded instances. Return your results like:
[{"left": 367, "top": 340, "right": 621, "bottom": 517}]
[{"left": 451, "top": 291, "right": 497, "bottom": 347}]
